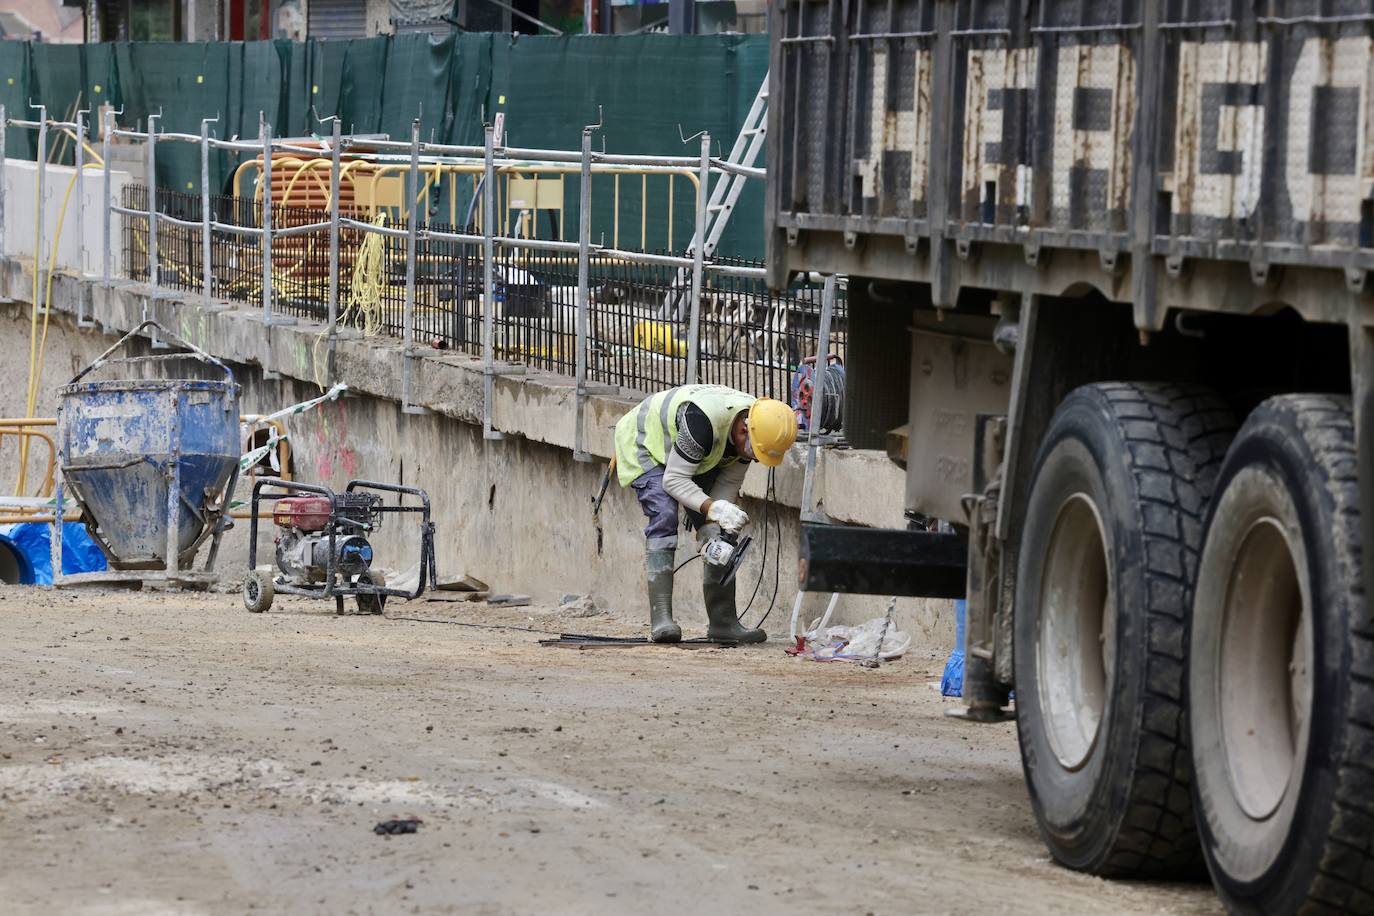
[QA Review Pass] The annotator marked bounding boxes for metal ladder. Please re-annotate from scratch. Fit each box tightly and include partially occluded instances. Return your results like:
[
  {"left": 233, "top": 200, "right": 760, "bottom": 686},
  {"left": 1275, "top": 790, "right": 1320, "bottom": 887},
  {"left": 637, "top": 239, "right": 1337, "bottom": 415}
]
[{"left": 664, "top": 72, "right": 769, "bottom": 319}]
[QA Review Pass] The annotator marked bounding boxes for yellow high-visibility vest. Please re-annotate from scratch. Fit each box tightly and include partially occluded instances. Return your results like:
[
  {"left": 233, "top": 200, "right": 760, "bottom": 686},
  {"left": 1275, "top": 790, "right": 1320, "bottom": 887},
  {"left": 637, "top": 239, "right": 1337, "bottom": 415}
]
[{"left": 613, "top": 384, "right": 756, "bottom": 486}]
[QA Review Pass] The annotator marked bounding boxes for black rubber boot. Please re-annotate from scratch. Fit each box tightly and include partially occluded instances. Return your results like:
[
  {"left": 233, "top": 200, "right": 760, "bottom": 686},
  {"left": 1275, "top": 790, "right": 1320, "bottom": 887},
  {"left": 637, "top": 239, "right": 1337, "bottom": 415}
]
[
  {"left": 646, "top": 548, "right": 681, "bottom": 643},
  {"left": 703, "top": 560, "right": 766, "bottom": 644}
]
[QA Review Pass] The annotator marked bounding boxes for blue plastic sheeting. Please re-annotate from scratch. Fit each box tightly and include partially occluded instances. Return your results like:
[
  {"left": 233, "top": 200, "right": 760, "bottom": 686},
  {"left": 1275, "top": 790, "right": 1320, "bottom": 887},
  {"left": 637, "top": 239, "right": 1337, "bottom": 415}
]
[
  {"left": 940, "top": 599, "right": 966, "bottom": 697},
  {"left": 0, "top": 522, "right": 107, "bottom": 585},
  {"left": 0, "top": 531, "right": 36, "bottom": 584}
]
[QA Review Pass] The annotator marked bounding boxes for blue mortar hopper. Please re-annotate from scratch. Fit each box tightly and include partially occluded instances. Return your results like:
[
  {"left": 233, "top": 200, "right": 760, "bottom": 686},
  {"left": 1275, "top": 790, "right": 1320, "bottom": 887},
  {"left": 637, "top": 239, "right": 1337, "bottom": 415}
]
[{"left": 52, "top": 321, "right": 242, "bottom": 584}]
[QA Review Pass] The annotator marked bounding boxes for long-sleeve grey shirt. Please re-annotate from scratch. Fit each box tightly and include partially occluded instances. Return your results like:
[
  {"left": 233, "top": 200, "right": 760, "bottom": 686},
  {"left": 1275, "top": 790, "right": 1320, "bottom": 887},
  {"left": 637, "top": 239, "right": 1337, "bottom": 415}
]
[{"left": 661, "top": 402, "right": 749, "bottom": 513}]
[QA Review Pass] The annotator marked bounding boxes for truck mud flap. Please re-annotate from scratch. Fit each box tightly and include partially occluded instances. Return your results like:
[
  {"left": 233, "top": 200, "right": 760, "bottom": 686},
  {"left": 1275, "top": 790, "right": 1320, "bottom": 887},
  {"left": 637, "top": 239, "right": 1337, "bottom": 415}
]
[{"left": 798, "top": 523, "right": 966, "bottom": 598}]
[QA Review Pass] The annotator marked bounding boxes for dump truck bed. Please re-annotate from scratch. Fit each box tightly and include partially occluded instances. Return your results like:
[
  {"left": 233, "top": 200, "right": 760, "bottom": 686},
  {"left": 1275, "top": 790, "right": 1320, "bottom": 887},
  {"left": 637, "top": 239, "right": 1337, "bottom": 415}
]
[{"left": 767, "top": 0, "right": 1374, "bottom": 323}]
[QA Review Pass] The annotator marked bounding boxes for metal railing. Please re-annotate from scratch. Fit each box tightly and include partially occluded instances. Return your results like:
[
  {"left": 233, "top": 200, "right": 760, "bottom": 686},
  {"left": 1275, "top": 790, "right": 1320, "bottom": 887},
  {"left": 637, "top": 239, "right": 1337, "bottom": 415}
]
[
  {"left": 7, "top": 107, "right": 846, "bottom": 462},
  {"left": 120, "top": 186, "right": 846, "bottom": 404}
]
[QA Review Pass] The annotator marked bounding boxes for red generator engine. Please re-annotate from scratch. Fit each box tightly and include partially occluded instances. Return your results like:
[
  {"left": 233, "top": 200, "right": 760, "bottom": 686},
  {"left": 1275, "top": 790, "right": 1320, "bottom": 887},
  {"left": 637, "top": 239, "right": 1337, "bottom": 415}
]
[{"left": 272, "top": 496, "right": 334, "bottom": 531}]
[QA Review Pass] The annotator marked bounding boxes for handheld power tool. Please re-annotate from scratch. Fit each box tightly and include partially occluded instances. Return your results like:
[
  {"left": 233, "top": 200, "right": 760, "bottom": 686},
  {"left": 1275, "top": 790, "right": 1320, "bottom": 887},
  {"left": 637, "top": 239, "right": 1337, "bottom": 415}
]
[{"left": 702, "top": 528, "right": 753, "bottom": 586}]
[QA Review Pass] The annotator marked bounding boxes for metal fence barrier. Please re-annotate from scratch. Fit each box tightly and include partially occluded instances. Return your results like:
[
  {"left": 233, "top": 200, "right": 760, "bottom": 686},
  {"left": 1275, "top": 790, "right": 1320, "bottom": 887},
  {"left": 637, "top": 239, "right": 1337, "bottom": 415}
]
[
  {"left": 120, "top": 183, "right": 847, "bottom": 404},
  {"left": 9, "top": 108, "right": 847, "bottom": 461}
]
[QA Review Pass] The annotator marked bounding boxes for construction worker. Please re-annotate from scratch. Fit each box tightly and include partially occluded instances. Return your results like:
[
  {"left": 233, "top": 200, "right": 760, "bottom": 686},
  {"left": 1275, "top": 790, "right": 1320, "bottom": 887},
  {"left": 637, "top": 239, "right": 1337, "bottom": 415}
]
[{"left": 614, "top": 384, "right": 799, "bottom": 644}]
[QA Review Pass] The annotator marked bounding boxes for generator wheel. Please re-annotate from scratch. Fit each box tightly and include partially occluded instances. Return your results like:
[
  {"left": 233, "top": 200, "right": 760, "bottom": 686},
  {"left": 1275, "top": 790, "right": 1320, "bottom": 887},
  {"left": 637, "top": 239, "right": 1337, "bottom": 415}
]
[
  {"left": 1189, "top": 395, "right": 1374, "bottom": 912},
  {"left": 356, "top": 570, "right": 386, "bottom": 615},
  {"left": 1014, "top": 382, "right": 1234, "bottom": 877},
  {"left": 243, "top": 570, "right": 275, "bottom": 614}
]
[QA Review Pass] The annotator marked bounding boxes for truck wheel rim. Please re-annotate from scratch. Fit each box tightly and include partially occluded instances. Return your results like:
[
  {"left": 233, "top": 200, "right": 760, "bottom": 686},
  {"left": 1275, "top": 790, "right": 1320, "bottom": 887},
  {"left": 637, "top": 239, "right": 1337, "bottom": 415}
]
[
  {"left": 1220, "top": 515, "right": 1311, "bottom": 821},
  {"left": 1038, "top": 492, "right": 1114, "bottom": 771}
]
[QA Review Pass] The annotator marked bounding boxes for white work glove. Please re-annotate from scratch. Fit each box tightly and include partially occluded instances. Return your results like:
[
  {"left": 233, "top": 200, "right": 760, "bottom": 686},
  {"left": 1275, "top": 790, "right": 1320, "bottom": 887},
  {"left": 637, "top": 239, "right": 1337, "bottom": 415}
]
[{"left": 706, "top": 500, "right": 749, "bottom": 533}]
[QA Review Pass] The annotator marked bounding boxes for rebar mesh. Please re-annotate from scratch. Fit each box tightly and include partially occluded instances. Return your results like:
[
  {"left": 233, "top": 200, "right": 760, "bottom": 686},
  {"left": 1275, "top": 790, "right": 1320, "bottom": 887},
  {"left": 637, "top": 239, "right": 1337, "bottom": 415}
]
[{"left": 118, "top": 185, "right": 846, "bottom": 399}]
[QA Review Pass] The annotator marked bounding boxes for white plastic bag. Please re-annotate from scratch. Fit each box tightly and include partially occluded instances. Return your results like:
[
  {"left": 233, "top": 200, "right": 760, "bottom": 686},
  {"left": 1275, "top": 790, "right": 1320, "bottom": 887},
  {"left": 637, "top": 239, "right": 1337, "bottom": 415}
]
[{"left": 802, "top": 615, "right": 911, "bottom": 662}]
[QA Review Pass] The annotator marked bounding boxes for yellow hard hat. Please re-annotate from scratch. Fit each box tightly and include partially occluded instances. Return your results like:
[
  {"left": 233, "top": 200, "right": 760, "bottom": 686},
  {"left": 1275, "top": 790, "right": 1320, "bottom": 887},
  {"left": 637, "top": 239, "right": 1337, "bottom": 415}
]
[{"left": 747, "top": 397, "right": 799, "bottom": 467}]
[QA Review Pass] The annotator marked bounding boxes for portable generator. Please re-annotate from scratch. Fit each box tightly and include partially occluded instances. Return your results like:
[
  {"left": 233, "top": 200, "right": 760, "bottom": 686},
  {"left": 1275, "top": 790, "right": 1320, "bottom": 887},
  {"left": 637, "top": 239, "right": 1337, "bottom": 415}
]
[{"left": 242, "top": 478, "right": 436, "bottom": 615}]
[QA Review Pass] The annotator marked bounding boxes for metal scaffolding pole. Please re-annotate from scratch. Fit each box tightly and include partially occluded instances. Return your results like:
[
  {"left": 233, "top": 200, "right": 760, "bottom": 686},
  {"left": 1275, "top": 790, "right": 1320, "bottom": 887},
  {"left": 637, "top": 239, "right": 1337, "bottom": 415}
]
[
  {"left": 0, "top": 107, "right": 7, "bottom": 288},
  {"left": 685, "top": 131, "right": 709, "bottom": 385},
  {"left": 200, "top": 116, "right": 215, "bottom": 311},
  {"left": 74, "top": 109, "right": 94, "bottom": 326},
  {"left": 573, "top": 125, "right": 593, "bottom": 462},
  {"left": 481, "top": 122, "right": 503, "bottom": 441},
  {"left": 74, "top": 111, "right": 85, "bottom": 270},
  {"left": 800, "top": 274, "right": 837, "bottom": 521},
  {"left": 34, "top": 107, "right": 48, "bottom": 323},
  {"left": 101, "top": 108, "right": 112, "bottom": 289},
  {"left": 260, "top": 113, "right": 273, "bottom": 326},
  {"left": 402, "top": 118, "right": 428, "bottom": 415},
  {"left": 145, "top": 114, "right": 157, "bottom": 290},
  {"left": 145, "top": 114, "right": 162, "bottom": 347},
  {"left": 327, "top": 117, "right": 341, "bottom": 383}
]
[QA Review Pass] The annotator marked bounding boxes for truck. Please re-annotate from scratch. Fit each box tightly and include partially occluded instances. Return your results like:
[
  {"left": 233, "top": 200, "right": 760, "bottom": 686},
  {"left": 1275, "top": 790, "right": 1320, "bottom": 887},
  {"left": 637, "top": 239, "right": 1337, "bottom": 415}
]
[{"left": 768, "top": 0, "right": 1374, "bottom": 910}]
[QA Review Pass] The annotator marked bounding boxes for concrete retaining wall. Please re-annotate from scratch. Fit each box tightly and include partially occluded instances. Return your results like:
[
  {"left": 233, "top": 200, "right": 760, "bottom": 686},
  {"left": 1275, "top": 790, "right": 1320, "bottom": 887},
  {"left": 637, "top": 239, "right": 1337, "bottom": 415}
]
[{"left": 0, "top": 256, "right": 957, "bottom": 650}]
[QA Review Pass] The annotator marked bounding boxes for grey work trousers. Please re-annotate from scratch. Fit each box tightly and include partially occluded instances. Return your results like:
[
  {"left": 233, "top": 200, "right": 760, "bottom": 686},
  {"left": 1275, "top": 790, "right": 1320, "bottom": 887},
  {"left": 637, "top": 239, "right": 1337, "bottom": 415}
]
[{"left": 629, "top": 464, "right": 721, "bottom": 550}]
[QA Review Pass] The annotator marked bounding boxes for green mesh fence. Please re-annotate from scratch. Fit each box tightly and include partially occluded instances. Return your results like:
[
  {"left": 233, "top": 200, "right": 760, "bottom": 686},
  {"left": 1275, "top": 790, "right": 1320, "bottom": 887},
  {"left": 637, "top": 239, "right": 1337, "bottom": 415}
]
[
  {"left": 29, "top": 43, "right": 84, "bottom": 129},
  {"left": 0, "top": 42, "right": 33, "bottom": 159},
  {"left": 13, "top": 33, "right": 768, "bottom": 258},
  {"left": 490, "top": 34, "right": 766, "bottom": 256}
]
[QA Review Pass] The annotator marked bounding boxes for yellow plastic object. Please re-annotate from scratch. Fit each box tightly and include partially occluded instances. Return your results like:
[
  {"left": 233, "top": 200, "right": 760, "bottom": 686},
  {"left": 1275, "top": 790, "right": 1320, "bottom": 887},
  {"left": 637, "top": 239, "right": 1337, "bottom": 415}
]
[
  {"left": 0, "top": 422, "right": 56, "bottom": 499},
  {"left": 747, "top": 397, "right": 800, "bottom": 467},
  {"left": 234, "top": 155, "right": 700, "bottom": 252},
  {"left": 507, "top": 174, "right": 564, "bottom": 238},
  {"left": 357, "top": 173, "right": 405, "bottom": 212},
  {"left": 495, "top": 342, "right": 565, "bottom": 360},
  {"left": 0, "top": 420, "right": 76, "bottom": 523},
  {"left": 633, "top": 321, "right": 686, "bottom": 357}
]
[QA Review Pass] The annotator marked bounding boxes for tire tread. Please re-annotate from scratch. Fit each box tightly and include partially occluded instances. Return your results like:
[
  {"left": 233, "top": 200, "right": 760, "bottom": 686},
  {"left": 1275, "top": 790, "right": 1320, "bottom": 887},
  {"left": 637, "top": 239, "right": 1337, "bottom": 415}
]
[
  {"left": 1270, "top": 396, "right": 1374, "bottom": 911},
  {"left": 1033, "top": 382, "right": 1235, "bottom": 878}
]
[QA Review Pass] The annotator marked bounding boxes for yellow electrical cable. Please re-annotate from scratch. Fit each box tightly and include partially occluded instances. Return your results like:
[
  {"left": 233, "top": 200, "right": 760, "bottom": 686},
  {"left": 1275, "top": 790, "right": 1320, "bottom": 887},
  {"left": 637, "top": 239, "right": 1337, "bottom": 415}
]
[
  {"left": 52, "top": 128, "right": 103, "bottom": 168},
  {"left": 345, "top": 212, "right": 388, "bottom": 337},
  {"left": 311, "top": 211, "right": 388, "bottom": 392},
  {"left": 280, "top": 158, "right": 333, "bottom": 206}
]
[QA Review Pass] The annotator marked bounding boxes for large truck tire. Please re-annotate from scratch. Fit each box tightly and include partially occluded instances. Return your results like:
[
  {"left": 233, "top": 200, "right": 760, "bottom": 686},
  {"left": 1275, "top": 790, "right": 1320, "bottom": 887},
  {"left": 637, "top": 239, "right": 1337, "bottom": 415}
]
[
  {"left": 1189, "top": 395, "right": 1374, "bottom": 913},
  {"left": 1014, "top": 382, "right": 1235, "bottom": 877}
]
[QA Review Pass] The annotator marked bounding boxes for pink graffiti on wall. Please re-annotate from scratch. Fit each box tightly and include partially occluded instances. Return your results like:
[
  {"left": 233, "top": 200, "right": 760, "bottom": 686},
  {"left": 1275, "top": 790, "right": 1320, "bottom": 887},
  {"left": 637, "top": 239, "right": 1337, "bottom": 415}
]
[{"left": 313, "top": 400, "right": 360, "bottom": 483}]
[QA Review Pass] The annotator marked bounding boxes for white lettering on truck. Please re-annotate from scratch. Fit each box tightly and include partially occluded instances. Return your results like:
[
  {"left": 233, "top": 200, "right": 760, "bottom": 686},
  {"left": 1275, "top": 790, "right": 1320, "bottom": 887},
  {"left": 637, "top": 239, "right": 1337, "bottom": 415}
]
[
  {"left": 1051, "top": 43, "right": 1136, "bottom": 223},
  {"left": 1173, "top": 40, "right": 1267, "bottom": 221},
  {"left": 853, "top": 46, "right": 933, "bottom": 205},
  {"left": 1284, "top": 36, "right": 1369, "bottom": 227},
  {"left": 963, "top": 47, "right": 1038, "bottom": 216},
  {"left": 849, "top": 36, "right": 1373, "bottom": 230}
]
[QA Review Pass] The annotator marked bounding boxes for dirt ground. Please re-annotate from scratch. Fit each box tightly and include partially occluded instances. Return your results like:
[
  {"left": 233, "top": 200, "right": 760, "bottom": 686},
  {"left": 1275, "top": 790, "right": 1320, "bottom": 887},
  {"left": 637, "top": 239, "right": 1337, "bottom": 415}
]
[{"left": 0, "top": 585, "right": 1223, "bottom": 916}]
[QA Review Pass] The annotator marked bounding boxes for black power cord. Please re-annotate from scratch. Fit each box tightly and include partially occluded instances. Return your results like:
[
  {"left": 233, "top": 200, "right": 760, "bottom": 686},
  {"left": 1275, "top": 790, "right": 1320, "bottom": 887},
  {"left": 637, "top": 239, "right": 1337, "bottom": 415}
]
[
  {"left": 667, "top": 468, "right": 782, "bottom": 625},
  {"left": 739, "top": 467, "right": 772, "bottom": 617},
  {"left": 741, "top": 468, "right": 783, "bottom": 629},
  {"left": 385, "top": 617, "right": 567, "bottom": 637}
]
